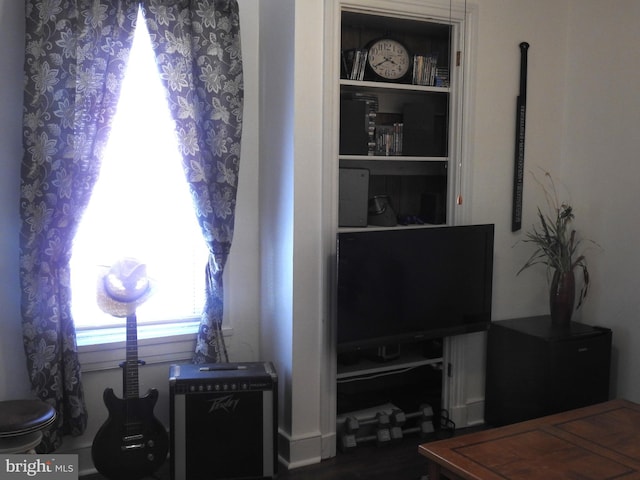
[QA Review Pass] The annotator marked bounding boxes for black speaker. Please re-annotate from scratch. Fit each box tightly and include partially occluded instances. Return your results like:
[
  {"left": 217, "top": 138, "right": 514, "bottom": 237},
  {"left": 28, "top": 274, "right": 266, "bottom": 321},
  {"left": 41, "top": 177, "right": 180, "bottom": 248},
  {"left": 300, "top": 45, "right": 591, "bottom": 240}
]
[
  {"left": 169, "top": 362, "right": 278, "bottom": 480},
  {"left": 339, "top": 168, "right": 369, "bottom": 227},
  {"left": 339, "top": 99, "right": 369, "bottom": 155}
]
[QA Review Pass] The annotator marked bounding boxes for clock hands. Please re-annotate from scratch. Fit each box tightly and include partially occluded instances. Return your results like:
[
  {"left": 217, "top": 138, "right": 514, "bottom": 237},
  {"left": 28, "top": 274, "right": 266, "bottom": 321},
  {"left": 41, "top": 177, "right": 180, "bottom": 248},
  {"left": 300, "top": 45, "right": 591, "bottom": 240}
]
[{"left": 373, "top": 56, "right": 400, "bottom": 68}]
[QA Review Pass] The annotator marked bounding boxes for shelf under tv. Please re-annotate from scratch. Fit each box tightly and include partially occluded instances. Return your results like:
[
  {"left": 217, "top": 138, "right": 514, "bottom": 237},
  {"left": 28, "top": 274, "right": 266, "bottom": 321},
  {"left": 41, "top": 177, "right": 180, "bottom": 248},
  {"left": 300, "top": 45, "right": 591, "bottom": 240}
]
[{"left": 337, "top": 350, "right": 443, "bottom": 381}]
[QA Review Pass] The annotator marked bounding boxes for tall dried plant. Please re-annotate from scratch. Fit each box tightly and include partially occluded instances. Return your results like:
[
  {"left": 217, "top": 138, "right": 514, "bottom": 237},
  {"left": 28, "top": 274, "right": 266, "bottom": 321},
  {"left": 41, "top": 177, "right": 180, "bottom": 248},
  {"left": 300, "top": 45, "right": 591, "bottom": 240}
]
[{"left": 517, "top": 170, "right": 596, "bottom": 309}]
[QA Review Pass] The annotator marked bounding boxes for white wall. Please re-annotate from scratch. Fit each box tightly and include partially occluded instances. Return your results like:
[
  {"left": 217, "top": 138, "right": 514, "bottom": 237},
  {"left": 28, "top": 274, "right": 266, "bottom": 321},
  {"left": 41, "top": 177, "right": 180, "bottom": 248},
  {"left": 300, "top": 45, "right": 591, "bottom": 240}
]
[
  {"left": 563, "top": 0, "right": 640, "bottom": 400},
  {"left": 456, "top": 0, "right": 572, "bottom": 419},
  {"left": 258, "top": 0, "right": 327, "bottom": 468},
  {"left": 289, "top": 0, "right": 326, "bottom": 464},
  {"left": 258, "top": 0, "right": 296, "bottom": 451},
  {"left": 0, "top": 0, "right": 31, "bottom": 400},
  {"left": 471, "top": 0, "right": 571, "bottom": 319}
]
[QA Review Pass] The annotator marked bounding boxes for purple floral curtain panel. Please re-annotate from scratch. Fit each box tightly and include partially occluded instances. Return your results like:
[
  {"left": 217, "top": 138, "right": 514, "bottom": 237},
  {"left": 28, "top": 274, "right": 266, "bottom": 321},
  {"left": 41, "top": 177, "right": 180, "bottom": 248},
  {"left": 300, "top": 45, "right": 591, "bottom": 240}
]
[
  {"left": 21, "top": 1, "right": 139, "bottom": 451},
  {"left": 141, "top": 0, "right": 244, "bottom": 363},
  {"left": 21, "top": 0, "right": 242, "bottom": 449}
]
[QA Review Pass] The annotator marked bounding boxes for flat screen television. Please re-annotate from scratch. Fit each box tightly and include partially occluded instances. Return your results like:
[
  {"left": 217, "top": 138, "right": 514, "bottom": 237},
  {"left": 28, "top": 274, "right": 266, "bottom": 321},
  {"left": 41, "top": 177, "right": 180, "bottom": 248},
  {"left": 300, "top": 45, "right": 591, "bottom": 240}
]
[{"left": 336, "top": 224, "right": 495, "bottom": 353}]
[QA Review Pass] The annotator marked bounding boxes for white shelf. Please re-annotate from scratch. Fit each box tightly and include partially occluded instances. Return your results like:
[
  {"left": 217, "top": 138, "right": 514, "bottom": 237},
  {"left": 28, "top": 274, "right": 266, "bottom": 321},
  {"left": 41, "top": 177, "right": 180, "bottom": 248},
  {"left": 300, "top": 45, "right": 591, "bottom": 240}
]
[
  {"left": 337, "top": 352, "right": 443, "bottom": 381},
  {"left": 340, "top": 79, "right": 450, "bottom": 94},
  {"left": 339, "top": 154, "right": 447, "bottom": 162},
  {"left": 338, "top": 224, "right": 445, "bottom": 233}
]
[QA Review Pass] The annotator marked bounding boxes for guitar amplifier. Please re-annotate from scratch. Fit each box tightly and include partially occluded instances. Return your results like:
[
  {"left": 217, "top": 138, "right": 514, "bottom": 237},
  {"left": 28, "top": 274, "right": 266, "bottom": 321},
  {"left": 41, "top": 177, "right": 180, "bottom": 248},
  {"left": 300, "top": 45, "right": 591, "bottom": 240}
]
[{"left": 169, "top": 362, "right": 278, "bottom": 480}]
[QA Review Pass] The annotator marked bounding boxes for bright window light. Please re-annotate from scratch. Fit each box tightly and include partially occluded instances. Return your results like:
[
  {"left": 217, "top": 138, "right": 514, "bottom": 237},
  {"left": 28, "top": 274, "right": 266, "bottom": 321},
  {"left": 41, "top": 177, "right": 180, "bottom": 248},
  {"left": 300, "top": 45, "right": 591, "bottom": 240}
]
[{"left": 70, "top": 12, "right": 209, "bottom": 330}]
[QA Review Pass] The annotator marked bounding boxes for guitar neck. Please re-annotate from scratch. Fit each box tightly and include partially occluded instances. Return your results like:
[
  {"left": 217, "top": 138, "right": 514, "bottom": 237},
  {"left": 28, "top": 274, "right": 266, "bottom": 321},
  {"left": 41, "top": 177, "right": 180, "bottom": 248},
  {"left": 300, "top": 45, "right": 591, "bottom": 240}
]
[{"left": 124, "top": 314, "right": 140, "bottom": 400}]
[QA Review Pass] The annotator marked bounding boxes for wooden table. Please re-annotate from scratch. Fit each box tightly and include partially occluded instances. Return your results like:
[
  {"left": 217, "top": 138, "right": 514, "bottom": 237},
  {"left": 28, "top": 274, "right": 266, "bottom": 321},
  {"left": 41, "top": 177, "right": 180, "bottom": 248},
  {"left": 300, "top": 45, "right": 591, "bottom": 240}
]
[{"left": 419, "top": 399, "right": 640, "bottom": 479}]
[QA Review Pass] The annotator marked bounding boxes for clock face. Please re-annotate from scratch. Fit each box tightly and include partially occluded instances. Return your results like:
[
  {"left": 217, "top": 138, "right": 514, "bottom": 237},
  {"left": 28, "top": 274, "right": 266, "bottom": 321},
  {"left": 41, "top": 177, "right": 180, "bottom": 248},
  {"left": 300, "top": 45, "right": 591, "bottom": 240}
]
[{"left": 367, "top": 38, "right": 410, "bottom": 80}]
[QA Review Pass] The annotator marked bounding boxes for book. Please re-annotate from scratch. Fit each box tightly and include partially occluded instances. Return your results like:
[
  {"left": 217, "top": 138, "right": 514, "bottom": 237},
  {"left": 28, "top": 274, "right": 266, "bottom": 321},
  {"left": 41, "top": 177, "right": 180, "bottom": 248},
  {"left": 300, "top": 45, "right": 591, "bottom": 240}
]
[
  {"left": 375, "top": 123, "right": 403, "bottom": 156},
  {"left": 412, "top": 54, "right": 438, "bottom": 86},
  {"left": 342, "top": 49, "right": 368, "bottom": 81}
]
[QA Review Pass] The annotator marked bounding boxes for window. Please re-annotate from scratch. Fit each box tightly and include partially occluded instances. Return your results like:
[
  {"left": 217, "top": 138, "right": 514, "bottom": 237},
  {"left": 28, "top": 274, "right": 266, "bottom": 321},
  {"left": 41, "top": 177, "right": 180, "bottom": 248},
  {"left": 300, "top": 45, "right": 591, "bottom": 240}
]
[{"left": 70, "top": 12, "right": 209, "bottom": 340}]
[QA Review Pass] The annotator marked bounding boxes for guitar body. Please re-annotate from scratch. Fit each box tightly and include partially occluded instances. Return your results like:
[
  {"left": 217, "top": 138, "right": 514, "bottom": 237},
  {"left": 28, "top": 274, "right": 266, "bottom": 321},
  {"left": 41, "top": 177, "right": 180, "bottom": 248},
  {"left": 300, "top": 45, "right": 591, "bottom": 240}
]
[{"left": 92, "top": 387, "right": 169, "bottom": 480}]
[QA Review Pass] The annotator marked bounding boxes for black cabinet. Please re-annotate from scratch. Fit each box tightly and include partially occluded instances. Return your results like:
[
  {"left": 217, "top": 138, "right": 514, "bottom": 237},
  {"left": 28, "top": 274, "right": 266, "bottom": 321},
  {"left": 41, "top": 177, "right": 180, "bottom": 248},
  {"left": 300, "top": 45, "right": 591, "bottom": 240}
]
[{"left": 485, "top": 316, "right": 612, "bottom": 426}]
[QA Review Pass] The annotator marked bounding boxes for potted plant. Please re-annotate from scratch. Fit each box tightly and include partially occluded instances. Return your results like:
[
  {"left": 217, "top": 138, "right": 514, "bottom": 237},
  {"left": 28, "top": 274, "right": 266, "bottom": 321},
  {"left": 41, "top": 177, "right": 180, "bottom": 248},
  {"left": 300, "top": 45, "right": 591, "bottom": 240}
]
[{"left": 517, "top": 171, "right": 595, "bottom": 326}]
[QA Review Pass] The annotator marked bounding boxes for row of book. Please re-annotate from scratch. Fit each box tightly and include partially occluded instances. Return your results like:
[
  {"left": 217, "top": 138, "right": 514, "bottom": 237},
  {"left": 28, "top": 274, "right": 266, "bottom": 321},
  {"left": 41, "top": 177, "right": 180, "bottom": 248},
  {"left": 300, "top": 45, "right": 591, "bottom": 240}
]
[
  {"left": 412, "top": 55, "right": 449, "bottom": 87},
  {"left": 342, "top": 49, "right": 368, "bottom": 81},
  {"left": 375, "top": 123, "right": 404, "bottom": 156}
]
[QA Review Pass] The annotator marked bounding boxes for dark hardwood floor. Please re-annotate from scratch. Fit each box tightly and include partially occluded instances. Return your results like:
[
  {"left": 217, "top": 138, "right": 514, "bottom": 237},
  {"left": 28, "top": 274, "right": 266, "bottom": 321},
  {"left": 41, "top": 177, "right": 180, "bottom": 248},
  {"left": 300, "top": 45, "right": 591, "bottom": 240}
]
[
  {"left": 81, "top": 428, "right": 485, "bottom": 480},
  {"left": 278, "top": 436, "right": 431, "bottom": 480}
]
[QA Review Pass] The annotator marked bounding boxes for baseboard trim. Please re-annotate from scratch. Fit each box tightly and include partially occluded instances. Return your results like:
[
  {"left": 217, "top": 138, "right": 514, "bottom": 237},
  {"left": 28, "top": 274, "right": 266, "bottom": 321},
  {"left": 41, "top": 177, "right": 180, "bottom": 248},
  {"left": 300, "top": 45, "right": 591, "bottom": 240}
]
[
  {"left": 277, "top": 429, "right": 323, "bottom": 470},
  {"left": 449, "top": 398, "right": 486, "bottom": 429},
  {"left": 321, "top": 431, "right": 337, "bottom": 459},
  {"left": 464, "top": 398, "right": 486, "bottom": 426}
]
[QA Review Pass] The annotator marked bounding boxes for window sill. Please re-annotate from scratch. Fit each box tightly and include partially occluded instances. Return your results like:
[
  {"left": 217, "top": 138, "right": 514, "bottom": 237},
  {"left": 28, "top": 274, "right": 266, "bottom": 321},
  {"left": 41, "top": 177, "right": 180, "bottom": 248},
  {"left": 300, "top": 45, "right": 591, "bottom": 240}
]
[{"left": 77, "top": 320, "right": 233, "bottom": 372}]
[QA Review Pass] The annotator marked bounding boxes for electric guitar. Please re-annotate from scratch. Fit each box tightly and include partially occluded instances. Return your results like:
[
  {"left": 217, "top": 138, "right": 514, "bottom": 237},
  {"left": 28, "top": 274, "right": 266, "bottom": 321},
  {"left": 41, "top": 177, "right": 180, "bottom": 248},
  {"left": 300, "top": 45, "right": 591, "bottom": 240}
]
[{"left": 91, "top": 314, "right": 169, "bottom": 480}]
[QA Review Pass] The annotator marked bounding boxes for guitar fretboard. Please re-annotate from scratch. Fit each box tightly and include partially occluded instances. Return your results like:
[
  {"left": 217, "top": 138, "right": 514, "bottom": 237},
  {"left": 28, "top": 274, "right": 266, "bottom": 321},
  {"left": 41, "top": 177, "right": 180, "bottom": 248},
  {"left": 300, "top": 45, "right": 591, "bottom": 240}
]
[{"left": 125, "top": 314, "right": 140, "bottom": 400}]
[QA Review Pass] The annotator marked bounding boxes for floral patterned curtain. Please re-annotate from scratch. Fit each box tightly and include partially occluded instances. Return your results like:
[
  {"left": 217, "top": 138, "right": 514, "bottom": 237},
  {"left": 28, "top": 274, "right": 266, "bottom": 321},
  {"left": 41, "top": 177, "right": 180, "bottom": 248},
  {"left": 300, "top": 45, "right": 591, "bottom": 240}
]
[
  {"left": 141, "top": 0, "right": 244, "bottom": 363},
  {"left": 21, "top": 0, "right": 243, "bottom": 451},
  {"left": 21, "top": 1, "right": 139, "bottom": 451}
]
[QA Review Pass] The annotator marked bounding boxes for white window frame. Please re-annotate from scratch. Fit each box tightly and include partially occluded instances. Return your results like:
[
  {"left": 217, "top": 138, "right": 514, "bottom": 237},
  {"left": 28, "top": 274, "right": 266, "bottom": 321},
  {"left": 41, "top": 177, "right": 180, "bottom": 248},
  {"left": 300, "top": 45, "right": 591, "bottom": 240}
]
[
  {"left": 77, "top": 321, "right": 236, "bottom": 372},
  {"left": 73, "top": 10, "right": 229, "bottom": 370}
]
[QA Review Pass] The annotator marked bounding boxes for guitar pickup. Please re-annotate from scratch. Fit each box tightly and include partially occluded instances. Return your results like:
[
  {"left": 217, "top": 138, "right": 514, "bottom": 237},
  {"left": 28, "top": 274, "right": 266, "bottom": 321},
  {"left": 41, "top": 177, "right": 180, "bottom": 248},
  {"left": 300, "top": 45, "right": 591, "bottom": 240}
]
[{"left": 122, "top": 443, "right": 145, "bottom": 451}]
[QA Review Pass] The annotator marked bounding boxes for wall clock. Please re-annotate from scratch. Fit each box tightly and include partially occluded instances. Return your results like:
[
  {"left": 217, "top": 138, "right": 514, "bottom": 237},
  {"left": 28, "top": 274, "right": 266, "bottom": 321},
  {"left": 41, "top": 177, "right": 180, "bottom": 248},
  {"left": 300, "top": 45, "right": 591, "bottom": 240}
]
[{"left": 367, "top": 38, "right": 411, "bottom": 81}]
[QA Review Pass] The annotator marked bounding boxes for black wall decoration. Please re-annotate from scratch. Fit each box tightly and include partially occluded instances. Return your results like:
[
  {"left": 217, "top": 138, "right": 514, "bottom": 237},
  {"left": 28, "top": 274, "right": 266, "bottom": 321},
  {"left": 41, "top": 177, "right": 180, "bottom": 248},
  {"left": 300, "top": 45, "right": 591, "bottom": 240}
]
[{"left": 512, "top": 42, "right": 529, "bottom": 232}]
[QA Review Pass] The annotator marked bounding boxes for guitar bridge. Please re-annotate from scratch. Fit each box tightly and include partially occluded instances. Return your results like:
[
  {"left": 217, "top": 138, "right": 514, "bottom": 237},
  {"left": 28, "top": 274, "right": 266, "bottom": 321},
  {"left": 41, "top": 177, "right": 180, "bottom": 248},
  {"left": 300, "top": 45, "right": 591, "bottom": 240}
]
[{"left": 123, "top": 434, "right": 144, "bottom": 442}]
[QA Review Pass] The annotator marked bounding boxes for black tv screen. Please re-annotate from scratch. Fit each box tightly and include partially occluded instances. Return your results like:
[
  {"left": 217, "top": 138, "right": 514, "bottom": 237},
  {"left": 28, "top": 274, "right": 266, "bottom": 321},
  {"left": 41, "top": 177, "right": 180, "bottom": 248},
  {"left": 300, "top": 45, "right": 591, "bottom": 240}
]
[{"left": 336, "top": 224, "right": 494, "bottom": 353}]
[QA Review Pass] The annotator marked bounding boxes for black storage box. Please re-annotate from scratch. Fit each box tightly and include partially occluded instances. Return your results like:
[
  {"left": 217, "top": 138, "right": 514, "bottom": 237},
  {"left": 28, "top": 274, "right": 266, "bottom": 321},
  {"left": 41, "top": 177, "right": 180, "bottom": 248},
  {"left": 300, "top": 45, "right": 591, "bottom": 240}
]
[{"left": 485, "top": 317, "right": 611, "bottom": 426}]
